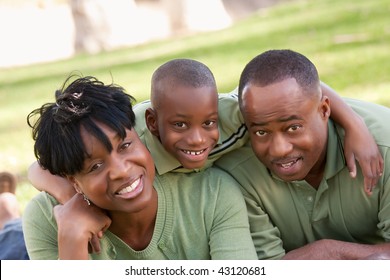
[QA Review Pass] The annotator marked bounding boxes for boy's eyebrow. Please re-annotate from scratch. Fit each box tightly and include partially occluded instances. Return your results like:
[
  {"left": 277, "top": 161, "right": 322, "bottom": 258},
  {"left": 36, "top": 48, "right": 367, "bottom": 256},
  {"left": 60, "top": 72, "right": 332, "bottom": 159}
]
[
  {"left": 250, "top": 115, "right": 303, "bottom": 127},
  {"left": 174, "top": 111, "right": 218, "bottom": 118}
]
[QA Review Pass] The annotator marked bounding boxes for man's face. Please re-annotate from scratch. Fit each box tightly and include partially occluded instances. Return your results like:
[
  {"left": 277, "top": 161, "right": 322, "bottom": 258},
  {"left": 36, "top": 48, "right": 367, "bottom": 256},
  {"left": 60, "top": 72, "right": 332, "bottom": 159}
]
[
  {"left": 154, "top": 85, "right": 219, "bottom": 170},
  {"left": 241, "top": 78, "right": 330, "bottom": 182}
]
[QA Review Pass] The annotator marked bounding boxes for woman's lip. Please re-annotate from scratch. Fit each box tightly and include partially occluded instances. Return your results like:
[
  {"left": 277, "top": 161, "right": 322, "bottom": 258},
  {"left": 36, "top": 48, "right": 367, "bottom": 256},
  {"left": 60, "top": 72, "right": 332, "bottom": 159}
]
[{"left": 115, "top": 177, "right": 143, "bottom": 199}]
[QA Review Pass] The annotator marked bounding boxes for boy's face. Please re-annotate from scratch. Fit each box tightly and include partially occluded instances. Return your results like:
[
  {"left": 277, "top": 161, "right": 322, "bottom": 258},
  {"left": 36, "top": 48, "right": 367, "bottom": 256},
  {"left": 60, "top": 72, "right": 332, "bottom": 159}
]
[
  {"left": 70, "top": 122, "right": 156, "bottom": 213},
  {"left": 153, "top": 85, "right": 219, "bottom": 170}
]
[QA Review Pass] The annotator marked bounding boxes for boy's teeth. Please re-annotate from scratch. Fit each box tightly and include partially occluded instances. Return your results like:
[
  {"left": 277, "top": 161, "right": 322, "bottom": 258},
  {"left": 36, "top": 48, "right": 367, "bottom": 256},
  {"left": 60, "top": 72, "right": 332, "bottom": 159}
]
[
  {"left": 118, "top": 178, "right": 140, "bottom": 194},
  {"left": 184, "top": 150, "right": 203, "bottom": 155}
]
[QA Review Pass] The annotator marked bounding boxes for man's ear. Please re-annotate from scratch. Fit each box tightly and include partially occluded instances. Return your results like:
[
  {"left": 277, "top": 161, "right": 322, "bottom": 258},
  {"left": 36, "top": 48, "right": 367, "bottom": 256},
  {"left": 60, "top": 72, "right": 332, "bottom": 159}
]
[
  {"left": 67, "top": 176, "right": 82, "bottom": 194},
  {"left": 145, "top": 108, "right": 160, "bottom": 137},
  {"left": 320, "top": 95, "right": 331, "bottom": 119}
]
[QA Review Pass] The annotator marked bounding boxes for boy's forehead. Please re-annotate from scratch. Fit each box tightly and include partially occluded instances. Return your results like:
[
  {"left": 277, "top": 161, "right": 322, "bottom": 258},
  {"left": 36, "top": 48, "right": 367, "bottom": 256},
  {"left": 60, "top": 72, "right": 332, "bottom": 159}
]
[{"left": 157, "top": 86, "right": 218, "bottom": 117}]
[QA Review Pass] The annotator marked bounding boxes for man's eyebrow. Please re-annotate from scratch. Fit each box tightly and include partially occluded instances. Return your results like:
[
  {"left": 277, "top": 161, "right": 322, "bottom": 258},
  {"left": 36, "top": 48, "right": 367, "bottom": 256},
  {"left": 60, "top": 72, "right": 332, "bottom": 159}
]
[{"left": 250, "top": 115, "right": 303, "bottom": 127}]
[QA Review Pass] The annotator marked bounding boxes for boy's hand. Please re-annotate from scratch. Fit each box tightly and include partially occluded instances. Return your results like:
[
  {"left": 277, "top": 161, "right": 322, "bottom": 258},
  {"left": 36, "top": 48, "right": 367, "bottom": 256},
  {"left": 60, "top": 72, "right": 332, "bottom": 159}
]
[{"left": 343, "top": 120, "right": 384, "bottom": 195}]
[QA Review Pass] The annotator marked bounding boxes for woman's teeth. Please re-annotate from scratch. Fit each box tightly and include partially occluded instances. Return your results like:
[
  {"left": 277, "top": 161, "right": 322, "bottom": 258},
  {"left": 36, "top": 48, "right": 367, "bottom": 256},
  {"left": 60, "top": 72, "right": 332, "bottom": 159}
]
[{"left": 118, "top": 178, "right": 140, "bottom": 194}]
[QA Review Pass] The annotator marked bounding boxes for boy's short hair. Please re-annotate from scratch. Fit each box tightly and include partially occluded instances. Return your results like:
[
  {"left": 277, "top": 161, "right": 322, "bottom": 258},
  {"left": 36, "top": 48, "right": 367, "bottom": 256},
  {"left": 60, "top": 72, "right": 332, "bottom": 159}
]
[
  {"left": 27, "top": 75, "right": 136, "bottom": 176},
  {"left": 238, "top": 49, "right": 320, "bottom": 106},
  {"left": 151, "top": 58, "right": 216, "bottom": 109}
]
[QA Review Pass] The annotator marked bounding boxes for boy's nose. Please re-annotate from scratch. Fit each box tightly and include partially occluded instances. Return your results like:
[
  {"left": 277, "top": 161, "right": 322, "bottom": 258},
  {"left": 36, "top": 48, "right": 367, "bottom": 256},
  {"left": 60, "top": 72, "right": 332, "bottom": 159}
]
[{"left": 187, "top": 128, "right": 206, "bottom": 145}]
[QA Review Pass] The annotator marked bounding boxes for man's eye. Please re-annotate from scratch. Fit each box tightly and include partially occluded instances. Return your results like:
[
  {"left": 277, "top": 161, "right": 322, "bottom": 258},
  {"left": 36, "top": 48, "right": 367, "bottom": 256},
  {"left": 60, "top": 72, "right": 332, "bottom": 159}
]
[
  {"left": 288, "top": 125, "right": 302, "bottom": 132},
  {"left": 255, "top": 130, "right": 267, "bottom": 136}
]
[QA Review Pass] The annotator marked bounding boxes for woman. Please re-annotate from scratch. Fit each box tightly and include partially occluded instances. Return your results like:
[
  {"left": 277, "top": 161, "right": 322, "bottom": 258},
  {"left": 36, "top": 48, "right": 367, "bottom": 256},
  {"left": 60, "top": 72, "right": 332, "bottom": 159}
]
[{"left": 24, "top": 75, "right": 257, "bottom": 260}]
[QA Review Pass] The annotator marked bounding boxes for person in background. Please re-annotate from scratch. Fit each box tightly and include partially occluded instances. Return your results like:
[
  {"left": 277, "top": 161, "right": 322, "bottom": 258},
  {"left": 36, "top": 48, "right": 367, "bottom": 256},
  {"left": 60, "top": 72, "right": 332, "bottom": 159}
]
[{"left": 0, "top": 172, "right": 29, "bottom": 260}]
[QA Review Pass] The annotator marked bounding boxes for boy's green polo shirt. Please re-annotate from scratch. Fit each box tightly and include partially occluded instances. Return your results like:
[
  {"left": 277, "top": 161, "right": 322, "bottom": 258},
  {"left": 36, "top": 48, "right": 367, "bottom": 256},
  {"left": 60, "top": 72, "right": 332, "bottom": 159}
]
[
  {"left": 216, "top": 98, "right": 390, "bottom": 259},
  {"left": 134, "top": 90, "right": 248, "bottom": 175}
]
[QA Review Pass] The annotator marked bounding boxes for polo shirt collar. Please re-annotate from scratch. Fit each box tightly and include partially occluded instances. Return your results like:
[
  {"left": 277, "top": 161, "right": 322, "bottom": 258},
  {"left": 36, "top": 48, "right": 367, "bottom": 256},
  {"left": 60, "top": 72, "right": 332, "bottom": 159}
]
[
  {"left": 324, "top": 119, "right": 346, "bottom": 179},
  {"left": 143, "top": 129, "right": 182, "bottom": 175}
]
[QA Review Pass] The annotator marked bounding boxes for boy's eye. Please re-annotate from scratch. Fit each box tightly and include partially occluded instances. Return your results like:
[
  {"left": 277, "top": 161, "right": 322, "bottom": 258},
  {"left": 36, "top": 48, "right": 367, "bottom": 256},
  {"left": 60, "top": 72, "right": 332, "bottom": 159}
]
[{"left": 174, "top": 122, "right": 187, "bottom": 128}]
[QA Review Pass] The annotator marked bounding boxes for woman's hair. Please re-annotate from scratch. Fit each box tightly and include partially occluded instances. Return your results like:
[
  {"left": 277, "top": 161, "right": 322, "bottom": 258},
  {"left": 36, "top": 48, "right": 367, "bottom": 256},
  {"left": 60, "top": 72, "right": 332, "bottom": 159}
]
[{"left": 27, "top": 75, "right": 136, "bottom": 176}]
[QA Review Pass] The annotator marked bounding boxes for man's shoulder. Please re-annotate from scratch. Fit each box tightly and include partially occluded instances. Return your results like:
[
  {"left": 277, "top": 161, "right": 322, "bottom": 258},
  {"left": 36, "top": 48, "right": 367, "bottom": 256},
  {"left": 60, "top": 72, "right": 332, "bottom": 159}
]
[
  {"left": 215, "top": 146, "right": 259, "bottom": 170},
  {"left": 344, "top": 98, "right": 390, "bottom": 147}
]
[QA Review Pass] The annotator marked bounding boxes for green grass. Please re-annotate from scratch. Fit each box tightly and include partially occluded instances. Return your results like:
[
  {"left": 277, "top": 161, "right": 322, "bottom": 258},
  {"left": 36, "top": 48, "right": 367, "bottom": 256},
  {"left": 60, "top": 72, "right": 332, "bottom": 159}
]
[{"left": 1, "top": 0, "right": 389, "bottom": 211}]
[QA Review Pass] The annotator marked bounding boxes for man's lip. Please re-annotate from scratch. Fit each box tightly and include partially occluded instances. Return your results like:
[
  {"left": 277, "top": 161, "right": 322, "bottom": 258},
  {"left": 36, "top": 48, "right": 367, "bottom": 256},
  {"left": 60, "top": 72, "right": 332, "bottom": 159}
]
[{"left": 271, "top": 157, "right": 302, "bottom": 165}]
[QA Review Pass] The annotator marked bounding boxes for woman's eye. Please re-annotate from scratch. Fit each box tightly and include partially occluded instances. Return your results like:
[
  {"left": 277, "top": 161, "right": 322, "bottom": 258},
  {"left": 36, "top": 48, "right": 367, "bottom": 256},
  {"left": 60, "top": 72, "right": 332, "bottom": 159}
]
[
  {"left": 121, "top": 142, "right": 131, "bottom": 150},
  {"left": 89, "top": 163, "right": 102, "bottom": 173},
  {"left": 204, "top": 120, "right": 216, "bottom": 127}
]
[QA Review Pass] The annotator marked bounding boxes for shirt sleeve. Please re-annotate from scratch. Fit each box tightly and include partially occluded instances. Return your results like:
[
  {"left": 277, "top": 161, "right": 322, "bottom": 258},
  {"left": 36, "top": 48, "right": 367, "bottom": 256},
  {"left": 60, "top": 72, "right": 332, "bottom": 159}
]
[
  {"left": 208, "top": 169, "right": 258, "bottom": 260},
  {"left": 22, "top": 192, "right": 60, "bottom": 259},
  {"left": 240, "top": 186, "right": 286, "bottom": 259}
]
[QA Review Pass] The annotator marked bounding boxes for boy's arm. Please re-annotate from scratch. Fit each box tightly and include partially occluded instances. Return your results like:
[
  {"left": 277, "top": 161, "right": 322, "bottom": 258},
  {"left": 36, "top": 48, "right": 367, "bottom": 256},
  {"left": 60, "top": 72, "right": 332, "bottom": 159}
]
[
  {"left": 322, "top": 82, "right": 384, "bottom": 195},
  {"left": 28, "top": 161, "right": 77, "bottom": 205}
]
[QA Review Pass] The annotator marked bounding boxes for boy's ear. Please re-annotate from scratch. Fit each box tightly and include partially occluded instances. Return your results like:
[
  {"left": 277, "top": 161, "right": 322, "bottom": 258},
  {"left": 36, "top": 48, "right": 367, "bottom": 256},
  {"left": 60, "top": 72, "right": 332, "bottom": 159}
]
[{"left": 145, "top": 108, "right": 160, "bottom": 137}]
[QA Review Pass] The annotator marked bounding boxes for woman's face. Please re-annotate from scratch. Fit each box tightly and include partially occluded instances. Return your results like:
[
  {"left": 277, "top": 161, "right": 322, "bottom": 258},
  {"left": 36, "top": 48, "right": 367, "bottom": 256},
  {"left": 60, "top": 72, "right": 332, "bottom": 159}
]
[{"left": 70, "top": 122, "right": 156, "bottom": 214}]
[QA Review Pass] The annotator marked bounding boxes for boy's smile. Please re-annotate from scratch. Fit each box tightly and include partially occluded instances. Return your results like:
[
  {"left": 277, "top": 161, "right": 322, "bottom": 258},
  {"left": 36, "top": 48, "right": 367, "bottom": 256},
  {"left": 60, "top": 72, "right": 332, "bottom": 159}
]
[{"left": 152, "top": 85, "right": 219, "bottom": 170}]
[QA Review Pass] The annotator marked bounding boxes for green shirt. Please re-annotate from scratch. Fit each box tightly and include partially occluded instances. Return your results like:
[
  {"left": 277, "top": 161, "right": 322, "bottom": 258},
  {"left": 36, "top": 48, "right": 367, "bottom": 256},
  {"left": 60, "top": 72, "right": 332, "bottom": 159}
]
[
  {"left": 134, "top": 90, "right": 248, "bottom": 175},
  {"left": 216, "top": 98, "right": 390, "bottom": 260},
  {"left": 23, "top": 167, "right": 257, "bottom": 260}
]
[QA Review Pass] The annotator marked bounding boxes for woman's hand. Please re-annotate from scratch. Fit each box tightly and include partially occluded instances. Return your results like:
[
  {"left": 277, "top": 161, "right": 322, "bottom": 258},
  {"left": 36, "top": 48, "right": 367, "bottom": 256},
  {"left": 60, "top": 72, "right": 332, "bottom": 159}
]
[{"left": 54, "top": 193, "right": 111, "bottom": 259}]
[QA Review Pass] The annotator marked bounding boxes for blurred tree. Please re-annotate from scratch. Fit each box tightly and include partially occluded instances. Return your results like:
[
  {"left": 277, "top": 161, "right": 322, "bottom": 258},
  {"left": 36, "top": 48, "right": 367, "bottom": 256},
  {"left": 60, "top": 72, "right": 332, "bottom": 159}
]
[
  {"left": 160, "top": 0, "right": 232, "bottom": 34},
  {"left": 70, "top": 0, "right": 110, "bottom": 53}
]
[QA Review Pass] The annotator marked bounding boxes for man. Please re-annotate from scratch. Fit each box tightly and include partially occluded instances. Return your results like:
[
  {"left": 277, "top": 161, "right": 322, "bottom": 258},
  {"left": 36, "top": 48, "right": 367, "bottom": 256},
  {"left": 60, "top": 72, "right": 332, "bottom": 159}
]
[{"left": 216, "top": 49, "right": 390, "bottom": 259}]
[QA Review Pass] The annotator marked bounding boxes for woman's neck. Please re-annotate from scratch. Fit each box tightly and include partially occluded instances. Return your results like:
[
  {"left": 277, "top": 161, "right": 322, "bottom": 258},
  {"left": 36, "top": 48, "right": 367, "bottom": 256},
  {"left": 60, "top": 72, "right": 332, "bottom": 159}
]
[{"left": 108, "top": 188, "right": 158, "bottom": 250}]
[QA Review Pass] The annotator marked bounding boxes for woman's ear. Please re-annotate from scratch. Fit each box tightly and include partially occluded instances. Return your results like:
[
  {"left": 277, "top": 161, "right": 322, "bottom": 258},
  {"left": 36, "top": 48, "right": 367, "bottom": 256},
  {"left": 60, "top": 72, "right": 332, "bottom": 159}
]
[
  {"left": 67, "top": 176, "right": 82, "bottom": 194},
  {"left": 145, "top": 108, "right": 160, "bottom": 137}
]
